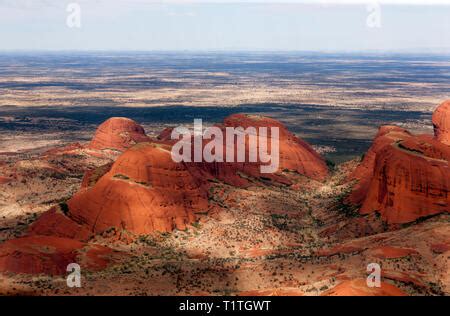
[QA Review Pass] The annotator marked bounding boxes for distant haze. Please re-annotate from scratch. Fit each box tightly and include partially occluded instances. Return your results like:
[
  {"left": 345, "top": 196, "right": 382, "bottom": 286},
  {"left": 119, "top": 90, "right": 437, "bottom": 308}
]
[{"left": 0, "top": 0, "right": 450, "bottom": 52}]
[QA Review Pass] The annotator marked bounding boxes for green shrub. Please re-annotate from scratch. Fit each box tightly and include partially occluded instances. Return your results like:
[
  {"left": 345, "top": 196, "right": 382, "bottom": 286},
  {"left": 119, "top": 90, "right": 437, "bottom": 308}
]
[
  {"left": 59, "top": 202, "right": 69, "bottom": 215},
  {"left": 325, "top": 159, "right": 335, "bottom": 171},
  {"left": 113, "top": 174, "right": 130, "bottom": 180}
]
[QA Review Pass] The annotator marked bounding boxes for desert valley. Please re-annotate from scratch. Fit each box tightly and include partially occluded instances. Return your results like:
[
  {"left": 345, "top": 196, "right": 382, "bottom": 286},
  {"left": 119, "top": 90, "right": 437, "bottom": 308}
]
[{"left": 0, "top": 94, "right": 448, "bottom": 296}]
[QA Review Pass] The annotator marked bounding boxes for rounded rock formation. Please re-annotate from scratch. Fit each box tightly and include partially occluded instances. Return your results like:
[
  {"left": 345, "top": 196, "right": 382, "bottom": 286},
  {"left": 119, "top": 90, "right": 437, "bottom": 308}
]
[
  {"left": 165, "top": 114, "right": 328, "bottom": 186},
  {"left": 433, "top": 100, "right": 450, "bottom": 146},
  {"left": 222, "top": 114, "right": 328, "bottom": 181},
  {"left": 348, "top": 101, "right": 450, "bottom": 224},
  {"left": 88, "top": 117, "right": 150, "bottom": 151},
  {"left": 347, "top": 126, "right": 411, "bottom": 205},
  {"left": 359, "top": 135, "right": 450, "bottom": 224},
  {"left": 50, "top": 142, "right": 209, "bottom": 236}
]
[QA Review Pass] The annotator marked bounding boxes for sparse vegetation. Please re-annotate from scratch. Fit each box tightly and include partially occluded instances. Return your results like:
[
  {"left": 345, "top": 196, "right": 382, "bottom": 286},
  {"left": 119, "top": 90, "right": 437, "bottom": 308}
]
[
  {"left": 59, "top": 202, "right": 69, "bottom": 215},
  {"left": 325, "top": 159, "right": 336, "bottom": 171},
  {"left": 113, "top": 174, "right": 130, "bottom": 180},
  {"left": 333, "top": 189, "right": 360, "bottom": 217}
]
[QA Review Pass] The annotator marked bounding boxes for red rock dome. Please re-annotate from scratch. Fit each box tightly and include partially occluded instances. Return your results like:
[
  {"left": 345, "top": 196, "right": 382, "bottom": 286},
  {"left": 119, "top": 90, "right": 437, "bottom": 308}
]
[
  {"left": 208, "top": 114, "right": 328, "bottom": 183},
  {"left": 160, "top": 114, "right": 328, "bottom": 186},
  {"left": 88, "top": 117, "right": 150, "bottom": 151},
  {"left": 346, "top": 126, "right": 411, "bottom": 205},
  {"left": 433, "top": 100, "right": 450, "bottom": 146},
  {"left": 359, "top": 135, "right": 450, "bottom": 224},
  {"left": 64, "top": 142, "right": 209, "bottom": 235},
  {"left": 28, "top": 206, "right": 93, "bottom": 241},
  {"left": 348, "top": 115, "right": 450, "bottom": 224}
]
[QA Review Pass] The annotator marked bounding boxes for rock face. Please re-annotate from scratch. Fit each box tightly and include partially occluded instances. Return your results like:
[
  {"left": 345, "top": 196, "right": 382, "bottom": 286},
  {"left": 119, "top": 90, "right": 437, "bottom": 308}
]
[
  {"left": 347, "top": 126, "right": 411, "bottom": 205},
  {"left": 433, "top": 100, "right": 450, "bottom": 145},
  {"left": 0, "top": 236, "right": 112, "bottom": 275},
  {"left": 70, "top": 142, "right": 210, "bottom": 234},
  {"left": 359, "top": 135, "right": 450, "bottom": 224},
  {"left": 349, "top": 102, "right": 450, "bottom": 224},
  {"left": 190, "top": 114, "right": 327, "bottom": 186},
  {"left": 28, "top": 206, "right": 93, "bottom": 241},
  {"left": 222, "top": 114, "right": 328, "bottom": 181},
  {"left": 155, "top": 114, "right": 328, "bottom": 186},
  {"left": 88, "top": 117, "right": 150, "bottom": 151},
  {"left": 32, "top": 142, "right": 210, "bottom": 237},
  {"left": 367, "top": 246, "right": 418, "bottom": 259}
]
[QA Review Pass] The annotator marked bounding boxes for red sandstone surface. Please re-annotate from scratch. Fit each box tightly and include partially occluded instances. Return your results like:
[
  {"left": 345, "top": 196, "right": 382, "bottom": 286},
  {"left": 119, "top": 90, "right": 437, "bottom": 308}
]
[
  {"left": 359, "top": 135, "right": 450, "bottom": 224},
  {"left": 220, "top": 114, "right": 328, "bottom": 181},
  {"left": 157, "top": 114, "right": 328, "bottom": 186},
  {"left": 347, "top": 126, "right": 411, "bottom": 205},
  {"left": 32, "top": 142, "right": 210, "bottom": 237},
  {"left": 433, "top": 100, "right": 450, "bottom": 146},
  {"left": 0, "top": 236, "right": 112, "bottom": 275},
  {"left": 0, "top": 176, "right": 12, "bottom": 184},
  {"left": 88, "top": 117, "right": 150, "bottom": 151},
  {"left": 366, "top": 246, "right": 418, "bottom": 259},
  {"left": 69, "top": 142, "right": 210, "bottom": 234},
  {"left": 348, "top": 102, "right": 450, "bottom": 224},
  {"left": 322, "top": 279, "right": 406, "bottom": 296},
  {"left": 28, "top": 206, "right": 92, "bottom": 241}
]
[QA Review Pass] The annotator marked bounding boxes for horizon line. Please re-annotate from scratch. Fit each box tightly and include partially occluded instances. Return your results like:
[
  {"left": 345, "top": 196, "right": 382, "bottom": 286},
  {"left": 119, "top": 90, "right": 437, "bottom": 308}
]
[{"left": 1, "top": 48, "right": 450, "bottom": 55}]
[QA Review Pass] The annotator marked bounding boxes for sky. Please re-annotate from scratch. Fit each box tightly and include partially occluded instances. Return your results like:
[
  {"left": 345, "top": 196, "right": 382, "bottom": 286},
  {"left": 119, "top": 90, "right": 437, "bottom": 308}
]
[{"left": 0, "top": 0, "right": 449, "bottom": 52}]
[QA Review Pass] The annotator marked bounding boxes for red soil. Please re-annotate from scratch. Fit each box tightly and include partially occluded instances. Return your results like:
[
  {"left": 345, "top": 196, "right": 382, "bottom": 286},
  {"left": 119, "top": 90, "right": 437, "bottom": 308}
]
[
  {"left": 88, "top": 117, "right": 150, "bottom": 151},
  {"left": 322, "top": 279, "right": 406, "bottom": 296},
  {"left": 28, "top": 206, "right": 92, "bottom": 241},
  {"left": 0, "top": 236, "right": 112, "bottom": 275},
  {"left": 366, "top": 246, "right": 419, "bottom": 259},
  {"left": 238, "top": 288, "right": 304, "bottom": 296},
  {"left": 0, "top": 176, "right": 12, "bottom": 184}
]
